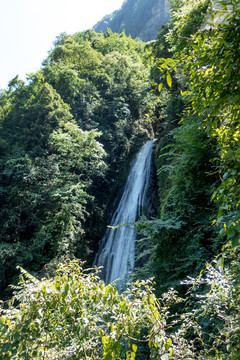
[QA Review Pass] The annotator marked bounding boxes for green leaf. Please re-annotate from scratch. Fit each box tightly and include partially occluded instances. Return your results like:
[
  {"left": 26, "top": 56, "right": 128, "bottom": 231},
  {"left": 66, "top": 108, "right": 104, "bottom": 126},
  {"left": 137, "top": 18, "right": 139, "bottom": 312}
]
[
  {"left": 132, "top": 344, "right": 137, "bottom": 353},
  {"left": 227, "top": 229, "right": 236, "bottom": 239},
  {"left": 158, "top": 83, "right": 163, "bottom": 92},
  {"left": 167, "top": 74, "right": 172, "bottom": 88},
  {"left": 105, "top": 353, "right": 112, "bottom": 360},
  {"left": 62, "top": 283, "right": 69, "bottom": 299},
  {"left": 232, "top": 237, "right": 239, "bottom": 247},
  {"left": 130, "top": 351, "right": 136, "bottom": 360}
]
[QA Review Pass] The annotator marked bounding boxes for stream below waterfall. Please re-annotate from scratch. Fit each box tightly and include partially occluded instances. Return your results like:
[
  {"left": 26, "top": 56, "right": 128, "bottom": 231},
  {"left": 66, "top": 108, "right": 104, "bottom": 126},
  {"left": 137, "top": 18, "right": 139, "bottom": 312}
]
[{"left": 94, "top": 140, "right": 155, "bottom": 287}]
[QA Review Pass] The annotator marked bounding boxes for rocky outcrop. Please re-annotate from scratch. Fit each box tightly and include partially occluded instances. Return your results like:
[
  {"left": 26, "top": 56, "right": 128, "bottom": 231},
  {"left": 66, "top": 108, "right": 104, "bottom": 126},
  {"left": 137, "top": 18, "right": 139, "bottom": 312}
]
[{"left": 93, "top": 0, "right": 170, "bottom": 42}]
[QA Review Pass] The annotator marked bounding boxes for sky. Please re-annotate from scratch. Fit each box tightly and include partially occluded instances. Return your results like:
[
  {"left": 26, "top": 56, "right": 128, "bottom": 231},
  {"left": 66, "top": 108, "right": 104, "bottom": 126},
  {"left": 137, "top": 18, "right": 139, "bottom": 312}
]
[{"left": 0, "top": 0, "right": 124, "bottom": 89}]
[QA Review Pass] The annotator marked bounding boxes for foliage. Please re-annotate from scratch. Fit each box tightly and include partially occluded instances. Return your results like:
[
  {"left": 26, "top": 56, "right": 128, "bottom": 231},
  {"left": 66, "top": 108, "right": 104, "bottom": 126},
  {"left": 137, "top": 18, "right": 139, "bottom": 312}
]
[
  {"left": 79, "top": 29, "right": 145, "bottom": 58},
  {"left": 1, "top": 253, "right": 240, "bottom": 359},
  {"left": 137, "top": 89, "right": 219, "bottom": 294},
  {"left": 0, "top": 75, "right": 106, "bottom": 297},
  {"left": 141, "top": 0, "right": 240, "bottom": 293},
  {"left": 42, "top": 30, "right": 155, "bottom": 210},
  {"left": 135, "top": 122, "right": 220, "bottom": 294},
  {"left": 0, "top": 29, "right": 157, "bottom": 297},
  {"left": 153, "top": 0, "right": 240, "bottom": 250},
  {"left": 180, "top": 243, "right": 240, "bottom": 359},
  {"left": 179, "top": 0, "right": 240, "bottom": 247},
  {"left": 166, "top": 0, "right": 210, "bottom": 54},
  {"left": 0, "top": 260, "right": 192, "bottom": 360},
  {"left": 133, "top": 1, "right": 240, "bottom": 357}
]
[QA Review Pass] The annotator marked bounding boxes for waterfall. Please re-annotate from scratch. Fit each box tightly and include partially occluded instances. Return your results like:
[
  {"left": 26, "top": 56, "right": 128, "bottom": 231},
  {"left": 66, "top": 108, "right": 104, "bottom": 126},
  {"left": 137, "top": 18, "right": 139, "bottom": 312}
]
[{"left": 94, "top": 140, "right": 154, "bottom": 287}]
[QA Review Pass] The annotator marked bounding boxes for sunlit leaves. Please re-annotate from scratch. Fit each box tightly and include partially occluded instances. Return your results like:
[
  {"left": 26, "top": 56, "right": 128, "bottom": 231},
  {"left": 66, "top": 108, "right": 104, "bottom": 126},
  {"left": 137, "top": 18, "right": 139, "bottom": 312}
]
[
  {"left": 51, "top": 120, "right": 106, "bottom": 179},
  {"left": 0, "top": 260, "right": 191, "bottom": 359},
  {"left": 166, "top": 0, "right": 210, "bottom": 53},
  {"left": 180, "top": 2, "right": 240, "bottom": 246},
  {"left": 158, "top": 83, "right": 163, "bottom": 92},
  {"left": 166, "top": 74, "right": 172, "bottom": 88},
  {"left": 155, "top": 57, "right": 176, "bottom": 90},
  {"left": 0, "top": 28, "right": 155, "bottom": 297},
  {"left": 0, "top": 76, "right": 107, "bottom": 293}
]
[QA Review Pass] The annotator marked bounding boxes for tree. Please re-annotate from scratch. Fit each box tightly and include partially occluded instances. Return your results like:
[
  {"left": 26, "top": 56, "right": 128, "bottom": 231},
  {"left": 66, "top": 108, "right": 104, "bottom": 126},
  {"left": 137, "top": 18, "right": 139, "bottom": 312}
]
[
  {"left": 0, "top": 75, "right": 106, "bottom": 297},
  {"left": 179, "top": 0, "right": 240, "bottom": 247}
]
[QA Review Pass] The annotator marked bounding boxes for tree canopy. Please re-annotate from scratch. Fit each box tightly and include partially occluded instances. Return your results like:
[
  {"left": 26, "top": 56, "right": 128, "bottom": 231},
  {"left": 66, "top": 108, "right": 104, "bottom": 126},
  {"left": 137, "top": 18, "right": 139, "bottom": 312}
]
[{"left": 0, "top": 30, "right": 154, "bottom": 297}]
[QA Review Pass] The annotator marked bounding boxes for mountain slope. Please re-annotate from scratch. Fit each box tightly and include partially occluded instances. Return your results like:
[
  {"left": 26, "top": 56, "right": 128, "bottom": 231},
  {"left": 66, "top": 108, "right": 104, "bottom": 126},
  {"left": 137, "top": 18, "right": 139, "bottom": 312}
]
[{"left": 93, "top": 0, "right": 170, "bottom": 42}]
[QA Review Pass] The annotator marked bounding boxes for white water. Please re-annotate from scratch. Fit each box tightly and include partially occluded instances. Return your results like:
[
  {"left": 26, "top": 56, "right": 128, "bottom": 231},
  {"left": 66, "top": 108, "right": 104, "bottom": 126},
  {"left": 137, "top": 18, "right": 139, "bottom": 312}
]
[{"left": 94, "top": 140, "right": 154, "bottom": 286}]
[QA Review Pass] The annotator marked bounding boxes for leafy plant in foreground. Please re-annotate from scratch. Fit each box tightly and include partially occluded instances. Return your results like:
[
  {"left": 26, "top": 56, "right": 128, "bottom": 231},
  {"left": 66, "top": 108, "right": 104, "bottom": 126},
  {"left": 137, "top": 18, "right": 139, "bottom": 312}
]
[
  {"left": 1, "top": 253, "right": 240, "bottom": 359},
  {"left": 0, "top": 259, "right": 194, "bottom": 360}
]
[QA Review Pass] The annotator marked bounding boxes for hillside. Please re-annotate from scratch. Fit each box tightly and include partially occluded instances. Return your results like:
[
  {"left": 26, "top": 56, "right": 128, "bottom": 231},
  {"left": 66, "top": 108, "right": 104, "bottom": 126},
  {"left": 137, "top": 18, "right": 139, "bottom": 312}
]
[
  {"left": 93, "top": 0, "right": 170, "bottom": 41},
  {"left": 0, "top": 31, "right": 155, "bottom": 299}
]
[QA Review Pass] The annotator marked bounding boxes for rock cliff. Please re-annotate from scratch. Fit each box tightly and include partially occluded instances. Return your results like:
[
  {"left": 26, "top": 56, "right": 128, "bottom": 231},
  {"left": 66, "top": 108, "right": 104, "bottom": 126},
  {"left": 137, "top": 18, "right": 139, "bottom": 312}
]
[{"left": 93, "top": 0, "right": 170, "bottom": 42}]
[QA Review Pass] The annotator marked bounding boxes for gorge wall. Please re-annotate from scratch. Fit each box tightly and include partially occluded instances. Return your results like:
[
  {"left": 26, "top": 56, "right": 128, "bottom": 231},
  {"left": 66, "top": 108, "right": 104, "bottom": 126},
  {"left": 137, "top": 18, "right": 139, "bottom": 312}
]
[{"left": 93, "top": 0, "right": 170, "bottom": 41}]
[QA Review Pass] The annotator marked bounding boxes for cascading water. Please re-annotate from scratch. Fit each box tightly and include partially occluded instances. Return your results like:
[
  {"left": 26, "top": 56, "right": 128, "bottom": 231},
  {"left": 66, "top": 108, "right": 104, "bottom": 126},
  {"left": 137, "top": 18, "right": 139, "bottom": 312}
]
[{"left": 94, "top": 140, "right": 155, "bottom": 287}]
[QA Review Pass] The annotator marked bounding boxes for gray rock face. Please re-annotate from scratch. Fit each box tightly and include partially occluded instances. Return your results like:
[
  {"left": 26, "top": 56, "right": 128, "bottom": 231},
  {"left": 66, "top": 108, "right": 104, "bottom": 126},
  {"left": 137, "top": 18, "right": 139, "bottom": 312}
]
[{"left": 93, "top": 0, "right": 170, "bottom": 42}]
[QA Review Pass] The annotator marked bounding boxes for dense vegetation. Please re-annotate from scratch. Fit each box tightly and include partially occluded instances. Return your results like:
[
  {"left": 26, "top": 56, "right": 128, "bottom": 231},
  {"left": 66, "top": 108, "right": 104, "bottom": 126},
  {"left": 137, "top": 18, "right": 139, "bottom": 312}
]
[
  {"left": 0, "top": 0, "right": 240, "bottom": 359},
  {"left": 0, "top": 30, "right": 155, "bottom": 298}
]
